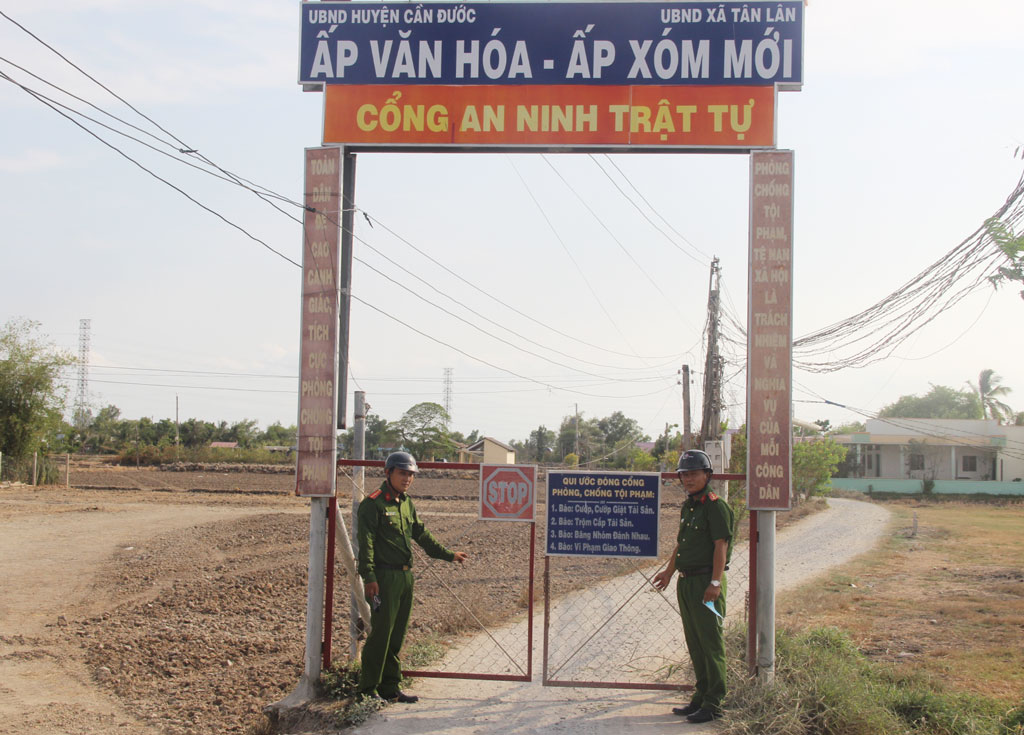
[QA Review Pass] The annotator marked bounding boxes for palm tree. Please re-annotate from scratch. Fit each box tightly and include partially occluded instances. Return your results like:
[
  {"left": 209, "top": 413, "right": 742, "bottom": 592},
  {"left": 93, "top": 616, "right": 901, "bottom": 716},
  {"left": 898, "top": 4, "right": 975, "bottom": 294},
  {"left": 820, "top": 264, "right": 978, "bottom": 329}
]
[{"left": 970, "top": 369, "right": 1013, "bottom": 423}]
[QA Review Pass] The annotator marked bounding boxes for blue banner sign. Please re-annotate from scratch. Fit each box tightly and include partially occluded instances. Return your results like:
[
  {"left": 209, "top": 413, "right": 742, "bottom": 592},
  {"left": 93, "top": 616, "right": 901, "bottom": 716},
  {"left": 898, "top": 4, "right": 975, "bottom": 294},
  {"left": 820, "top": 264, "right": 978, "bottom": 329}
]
[
  {"left": 300, "top": 1, "right": 803, "bottom": 88},
  {"left": 546, "top": 471, "right": 660, "bottom": 558}
]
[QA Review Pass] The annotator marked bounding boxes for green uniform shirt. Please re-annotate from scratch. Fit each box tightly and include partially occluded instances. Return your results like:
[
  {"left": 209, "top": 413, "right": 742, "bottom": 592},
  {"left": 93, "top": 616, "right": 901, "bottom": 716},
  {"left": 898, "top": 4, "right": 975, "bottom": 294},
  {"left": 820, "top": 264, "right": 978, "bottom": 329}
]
[
  {"left": 357, "top": 481, "right": 454, "bottom": 584},
  {"left": 675, "top": 484, "right": 735, "bottom": 570}
]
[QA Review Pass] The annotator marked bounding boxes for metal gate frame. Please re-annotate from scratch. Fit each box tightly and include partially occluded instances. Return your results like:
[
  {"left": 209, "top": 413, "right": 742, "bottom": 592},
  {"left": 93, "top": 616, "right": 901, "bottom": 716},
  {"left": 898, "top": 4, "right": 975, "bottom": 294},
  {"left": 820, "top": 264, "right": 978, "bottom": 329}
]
[
  {"left": 541, "top": 471, "right": 751, "bottom": 691},
  {"left": 334, "top": 459, "right": 536, "bottom": 683}
]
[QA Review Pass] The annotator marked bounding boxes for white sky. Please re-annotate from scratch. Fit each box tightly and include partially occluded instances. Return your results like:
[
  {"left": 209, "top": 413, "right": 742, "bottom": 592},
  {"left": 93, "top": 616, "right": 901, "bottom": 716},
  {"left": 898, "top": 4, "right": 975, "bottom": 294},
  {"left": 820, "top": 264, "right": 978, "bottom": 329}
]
[{"left": 2, "top": 0, "right": 1023, "bottom": 446}]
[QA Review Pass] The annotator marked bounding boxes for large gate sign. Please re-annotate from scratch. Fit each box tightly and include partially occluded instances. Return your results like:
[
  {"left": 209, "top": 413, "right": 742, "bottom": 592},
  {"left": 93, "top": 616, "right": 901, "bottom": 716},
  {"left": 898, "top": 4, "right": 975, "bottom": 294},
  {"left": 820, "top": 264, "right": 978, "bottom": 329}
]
[
  {"left": 301, "top": 1, "right": 803, "bottom": 150},
  {"left": 299, "top": 2, "right": 804, "bottom": 88},
  {"left": 546, "top": 471, "right": 660, "bottom": 558},
  {"left": 480, "top": 464, "right": 537, "bottom": 521}
]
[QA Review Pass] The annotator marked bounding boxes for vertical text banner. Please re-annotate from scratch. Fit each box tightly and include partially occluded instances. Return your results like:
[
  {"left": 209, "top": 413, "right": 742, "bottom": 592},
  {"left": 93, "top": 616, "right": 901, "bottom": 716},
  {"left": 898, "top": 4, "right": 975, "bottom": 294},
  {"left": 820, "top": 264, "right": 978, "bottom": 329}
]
[
  {"left": 546, "top": 471, "right": 660, "bottom": 558},
  {"left": 479, "top": 464, "right": 537, "bottom": 522},
  {"left": 296, "top": 147, "right": 342, "bottom": 498},
  {"left": 746, "top": 150, "right": 793, "bottom": 510}
]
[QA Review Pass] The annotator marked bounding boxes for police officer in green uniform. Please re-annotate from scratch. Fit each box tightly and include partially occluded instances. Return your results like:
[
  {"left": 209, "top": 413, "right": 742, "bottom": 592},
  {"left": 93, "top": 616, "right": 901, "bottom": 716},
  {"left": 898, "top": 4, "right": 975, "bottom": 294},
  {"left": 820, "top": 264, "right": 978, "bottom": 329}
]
[
  {"left": 356, "top": 451, "right": 468, "bottom": 702},
  {"left": 653, "top": 449, "right": 735, "bottom": 723}
]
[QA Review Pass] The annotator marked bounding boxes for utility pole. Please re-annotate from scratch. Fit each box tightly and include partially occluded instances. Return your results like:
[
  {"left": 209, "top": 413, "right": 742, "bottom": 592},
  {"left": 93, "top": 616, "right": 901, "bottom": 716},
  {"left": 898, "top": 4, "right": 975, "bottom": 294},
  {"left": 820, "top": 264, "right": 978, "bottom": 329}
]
[
  {"left": 575, "top": 404, "right": 580, "bottom": 460},
  {"left": 699, "top": 258, "right": 723, "bottom": 446},
  {"left": 349, "top": 391, "right": 369, "bottom": 658},
  {"left": 681, "top": 364, "right": 692, "bottom": 450}
]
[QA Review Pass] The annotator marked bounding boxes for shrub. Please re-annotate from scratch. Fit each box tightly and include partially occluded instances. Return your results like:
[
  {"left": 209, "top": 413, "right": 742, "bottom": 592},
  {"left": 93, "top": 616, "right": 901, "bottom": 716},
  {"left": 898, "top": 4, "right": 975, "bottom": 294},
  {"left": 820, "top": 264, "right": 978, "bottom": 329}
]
[{"left": 723, "top": 626, "right": 1010, "bottom": 735}]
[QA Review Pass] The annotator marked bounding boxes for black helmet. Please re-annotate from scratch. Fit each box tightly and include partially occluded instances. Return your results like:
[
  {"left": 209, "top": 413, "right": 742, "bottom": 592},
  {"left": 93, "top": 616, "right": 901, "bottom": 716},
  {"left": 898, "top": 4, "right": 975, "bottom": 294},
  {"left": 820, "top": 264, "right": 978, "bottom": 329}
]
[
  {"left": 677, "top": 449, "right": 713, "bottom": 473},
  {"left": 385, "top": 451, "right": 419, "bottom": 473}
]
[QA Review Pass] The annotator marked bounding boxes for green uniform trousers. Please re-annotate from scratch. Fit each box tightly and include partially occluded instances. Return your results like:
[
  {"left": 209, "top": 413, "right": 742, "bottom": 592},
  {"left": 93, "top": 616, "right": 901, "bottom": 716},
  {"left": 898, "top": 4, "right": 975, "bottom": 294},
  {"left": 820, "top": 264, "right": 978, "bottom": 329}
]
[
  {"left": 358, "top": 568, "right": 414, "bottom": 697},
  {"left": 677, "top": 573, "right": 727, "bottom": 711}
]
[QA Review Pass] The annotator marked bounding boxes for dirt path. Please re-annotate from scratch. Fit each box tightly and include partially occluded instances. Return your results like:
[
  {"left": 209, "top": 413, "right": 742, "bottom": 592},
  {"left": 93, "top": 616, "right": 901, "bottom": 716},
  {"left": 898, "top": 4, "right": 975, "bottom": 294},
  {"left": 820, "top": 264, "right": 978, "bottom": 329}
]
[
  {"left": 0, "top": 479, "right": 889, "bottom": 735},
  {"left": 0, "top": 489, "right": 295, "bottom": 735},
  {"left": 352, "top": 497, "right": 892, "bottom": 735}
]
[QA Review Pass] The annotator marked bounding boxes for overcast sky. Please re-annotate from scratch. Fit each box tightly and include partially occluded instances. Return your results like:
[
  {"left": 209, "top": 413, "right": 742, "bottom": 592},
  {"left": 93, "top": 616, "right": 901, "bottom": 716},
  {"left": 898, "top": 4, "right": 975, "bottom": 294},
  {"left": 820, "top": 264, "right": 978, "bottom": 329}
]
[{"left": 2, "top": 0, "right": 1023, "bottom": 447}]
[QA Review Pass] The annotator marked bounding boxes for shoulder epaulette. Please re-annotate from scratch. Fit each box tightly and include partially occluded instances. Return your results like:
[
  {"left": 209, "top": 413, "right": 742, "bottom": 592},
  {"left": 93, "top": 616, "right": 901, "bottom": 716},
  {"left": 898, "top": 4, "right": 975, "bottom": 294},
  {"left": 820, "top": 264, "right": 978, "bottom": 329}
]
[
  {"left": 368, "top": 489, "right": 382, "bottom": 499},
  {"left": 708, "top": 492, "right": 719, "bottom": 502}
]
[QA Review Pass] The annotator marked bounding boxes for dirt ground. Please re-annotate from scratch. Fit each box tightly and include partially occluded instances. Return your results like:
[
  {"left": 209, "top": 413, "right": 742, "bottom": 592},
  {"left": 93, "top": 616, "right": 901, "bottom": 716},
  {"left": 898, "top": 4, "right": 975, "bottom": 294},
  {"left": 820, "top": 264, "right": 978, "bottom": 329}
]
[{"left": 0, "top": 463, "right": 695, "bottom": 735}]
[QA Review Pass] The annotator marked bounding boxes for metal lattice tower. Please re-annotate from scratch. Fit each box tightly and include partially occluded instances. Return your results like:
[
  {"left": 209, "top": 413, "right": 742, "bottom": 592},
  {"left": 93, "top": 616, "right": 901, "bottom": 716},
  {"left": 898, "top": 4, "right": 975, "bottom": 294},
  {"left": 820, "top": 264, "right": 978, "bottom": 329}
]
[
  {"left": 442, "top": 367, "right": 453, "bottom": 421},
  {"left": 75, "top": 319, "right": 91, "bottom": 428}
]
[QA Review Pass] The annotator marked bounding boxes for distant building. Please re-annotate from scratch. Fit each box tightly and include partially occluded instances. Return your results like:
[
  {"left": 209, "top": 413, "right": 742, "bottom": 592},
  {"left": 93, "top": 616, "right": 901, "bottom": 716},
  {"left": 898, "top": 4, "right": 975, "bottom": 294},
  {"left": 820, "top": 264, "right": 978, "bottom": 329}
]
[
  {"left": 210, "top": 441, "right": 239, "bottom": 449},
  {"left": 459, "top": 437, "right": 516, "bottom": 465},
  {"left": 830, "top": 418, "right": 1024, "bottom": 495}
]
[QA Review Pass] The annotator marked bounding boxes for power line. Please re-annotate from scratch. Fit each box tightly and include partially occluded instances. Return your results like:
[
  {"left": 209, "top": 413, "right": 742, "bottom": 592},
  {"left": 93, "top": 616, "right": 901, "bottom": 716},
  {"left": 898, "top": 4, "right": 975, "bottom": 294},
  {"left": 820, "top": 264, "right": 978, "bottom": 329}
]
[
  {"left": 541, "top": 154, "right": 688, "bottom": 322},
  {"left": 352, "top": 295, "right": 677, "bottom": 401},
  {"left": 588, "top": 154, "right": 709, "bottom": 266},
  {"left": 0, "top": 69, "right": 302, "bottom": 268}
]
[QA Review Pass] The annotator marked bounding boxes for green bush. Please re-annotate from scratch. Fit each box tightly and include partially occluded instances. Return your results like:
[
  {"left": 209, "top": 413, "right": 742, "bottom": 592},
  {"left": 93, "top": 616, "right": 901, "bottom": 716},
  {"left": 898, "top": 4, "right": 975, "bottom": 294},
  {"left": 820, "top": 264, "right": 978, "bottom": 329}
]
[
  {"left": 116, "top": 444, "right": 294, "bottom": 466},
  {"left": 723, "top": 626, "right": 1011, "bottom": 735},
  {"left": 320, "top": 660, "right": 384, "bottom": 727}
]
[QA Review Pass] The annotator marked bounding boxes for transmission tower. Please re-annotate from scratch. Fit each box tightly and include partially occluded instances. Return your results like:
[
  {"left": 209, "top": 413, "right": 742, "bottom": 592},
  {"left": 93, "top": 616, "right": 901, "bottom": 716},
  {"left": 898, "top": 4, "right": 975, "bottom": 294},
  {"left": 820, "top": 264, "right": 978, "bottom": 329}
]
[
  {"left": 75, "top": 318, "right": 91, "bottom": 428},
  {"left": 442, "top": 367, "right": 453, "bottom": 423}
]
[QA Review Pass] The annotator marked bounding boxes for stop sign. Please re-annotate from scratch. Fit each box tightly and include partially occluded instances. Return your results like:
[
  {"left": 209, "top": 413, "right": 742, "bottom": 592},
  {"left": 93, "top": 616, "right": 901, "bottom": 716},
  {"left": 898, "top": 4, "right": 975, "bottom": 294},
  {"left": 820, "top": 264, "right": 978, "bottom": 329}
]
[{"left": 479, "top": 464, "right": 536, "bottom": 521}]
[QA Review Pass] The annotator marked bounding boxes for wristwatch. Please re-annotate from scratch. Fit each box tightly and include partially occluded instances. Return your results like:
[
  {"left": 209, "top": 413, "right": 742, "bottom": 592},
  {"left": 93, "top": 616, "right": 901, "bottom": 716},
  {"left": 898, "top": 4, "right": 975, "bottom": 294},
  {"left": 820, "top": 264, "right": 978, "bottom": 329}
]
[{"left": 710, "top": 580, "right": 721, "bottom": 587}]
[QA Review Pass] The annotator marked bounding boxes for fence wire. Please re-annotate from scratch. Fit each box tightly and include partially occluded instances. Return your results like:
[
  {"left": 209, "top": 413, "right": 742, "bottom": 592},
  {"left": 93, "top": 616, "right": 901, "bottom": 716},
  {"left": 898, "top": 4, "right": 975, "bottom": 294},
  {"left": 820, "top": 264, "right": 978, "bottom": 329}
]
[
  {"left": 403, "top": 515, "right": 534, "bottom": 681},
  {"left": 543, "top": 497, "right": 751, "bottom": 689}
]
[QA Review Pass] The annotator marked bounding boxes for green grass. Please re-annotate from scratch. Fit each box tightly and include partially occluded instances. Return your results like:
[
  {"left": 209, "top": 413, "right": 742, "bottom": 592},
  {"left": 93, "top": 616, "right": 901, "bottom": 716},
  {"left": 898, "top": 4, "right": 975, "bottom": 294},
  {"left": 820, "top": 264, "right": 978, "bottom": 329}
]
[
  {"left": 319, "top": 660, "right": 384, "bottom": 727},
  {"left": 722, "top": 626, "right": 1023, "bottom": 735}
]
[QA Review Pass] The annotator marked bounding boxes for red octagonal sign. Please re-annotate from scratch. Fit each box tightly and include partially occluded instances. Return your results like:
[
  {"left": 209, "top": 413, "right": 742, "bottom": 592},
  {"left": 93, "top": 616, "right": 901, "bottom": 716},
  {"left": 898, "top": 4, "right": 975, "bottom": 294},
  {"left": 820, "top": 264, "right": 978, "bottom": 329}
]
[{"left": 479, "top": 464, "right": 536, "bottom": 522}]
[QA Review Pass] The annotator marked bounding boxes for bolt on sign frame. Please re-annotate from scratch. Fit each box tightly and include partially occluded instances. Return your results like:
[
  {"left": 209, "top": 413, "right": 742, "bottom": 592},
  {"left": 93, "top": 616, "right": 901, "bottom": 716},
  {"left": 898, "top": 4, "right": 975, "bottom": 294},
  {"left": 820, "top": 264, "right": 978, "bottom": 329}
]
[{"left": 293, "top": 0, "right": 802, "bottom": 692}]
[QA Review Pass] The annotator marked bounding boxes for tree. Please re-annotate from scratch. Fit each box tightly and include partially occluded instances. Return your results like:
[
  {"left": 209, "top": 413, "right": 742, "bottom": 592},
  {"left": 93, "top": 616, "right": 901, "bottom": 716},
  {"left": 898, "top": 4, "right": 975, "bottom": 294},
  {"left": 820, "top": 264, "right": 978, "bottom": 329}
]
[
  {"left": 260, "top": 422, "right": 296, "bottom": 447},
  {"left": 832, "top": 421, "right": 866, "bottom": 434},
  {"left": 598, "top": 411, "right": 648, "bottom": 447},
  {"left": 985, "top": 216, "right": 1024, "bottom": 300},
  {"left": 83, "top": 404, "right": 123, "bottom": 452},
  {"left": 792, "top": 439, "right": 848, "bottom": 499},
  {"left": 0, "top": 319, "right": 75, "bottom": 465},
  {"left": 393, "top": 402, "right": 451, "bottom": 459},
  {"left": 879, "top": 385, "right": 982, "bottom": 420},
  {"left": 512, "top": 425, "right": 556, "bottom": 463},
  {"left": 225, "top": 419, "right": 259, "bottom": 448},
  {"left": 969, "top": 369, "right": 1013, "bottom": 423}
]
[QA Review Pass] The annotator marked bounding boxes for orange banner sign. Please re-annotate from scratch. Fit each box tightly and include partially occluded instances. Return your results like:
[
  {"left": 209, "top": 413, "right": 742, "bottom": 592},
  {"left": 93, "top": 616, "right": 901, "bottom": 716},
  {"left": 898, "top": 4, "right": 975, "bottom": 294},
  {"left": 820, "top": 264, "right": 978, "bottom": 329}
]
[{"left": 324, "top": 84, "right": 775, "bottom": 149}]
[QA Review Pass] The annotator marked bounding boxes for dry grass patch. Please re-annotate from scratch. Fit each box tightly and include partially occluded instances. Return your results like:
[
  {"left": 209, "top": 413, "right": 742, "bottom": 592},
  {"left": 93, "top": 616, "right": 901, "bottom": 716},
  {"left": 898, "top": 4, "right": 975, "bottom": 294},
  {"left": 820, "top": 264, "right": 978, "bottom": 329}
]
[{"left": 778, "top": 500, "right": 1024, "bottom": 704}]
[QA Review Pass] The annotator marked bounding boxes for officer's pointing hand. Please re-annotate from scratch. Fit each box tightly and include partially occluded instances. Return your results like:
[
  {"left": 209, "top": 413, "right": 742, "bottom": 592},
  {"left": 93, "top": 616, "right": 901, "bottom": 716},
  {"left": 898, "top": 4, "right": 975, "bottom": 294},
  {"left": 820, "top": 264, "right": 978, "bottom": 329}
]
[
  {"left": 453, "top": 551, "right": 469, "bottom": 564},
  {"left": 652, "top": 569, "right": 671, "bottom": 591}
]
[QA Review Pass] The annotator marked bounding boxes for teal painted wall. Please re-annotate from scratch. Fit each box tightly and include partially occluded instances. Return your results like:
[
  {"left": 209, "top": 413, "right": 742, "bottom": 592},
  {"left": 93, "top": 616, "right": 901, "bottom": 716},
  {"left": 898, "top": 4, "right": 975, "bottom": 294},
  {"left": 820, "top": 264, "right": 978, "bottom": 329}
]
[{"left": 831, "top": 478, "right": 1024, "bottom": 496}]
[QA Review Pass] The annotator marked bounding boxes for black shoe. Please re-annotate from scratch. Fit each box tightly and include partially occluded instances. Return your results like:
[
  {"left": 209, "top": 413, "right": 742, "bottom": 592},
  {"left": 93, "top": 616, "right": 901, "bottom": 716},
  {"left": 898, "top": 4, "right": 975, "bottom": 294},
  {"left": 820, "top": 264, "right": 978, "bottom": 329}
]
[
  {"left": 672, "top": 702, "right": 701, "bottom": 717},
  {"left": 386, "top": 690, "right": 418, "bottom": 704},
  {"left": 686, "top": 707, "right": 722, "bottom": 723},
  {"left": 355, "top": 691, "right": 383, "bottom": 703}
]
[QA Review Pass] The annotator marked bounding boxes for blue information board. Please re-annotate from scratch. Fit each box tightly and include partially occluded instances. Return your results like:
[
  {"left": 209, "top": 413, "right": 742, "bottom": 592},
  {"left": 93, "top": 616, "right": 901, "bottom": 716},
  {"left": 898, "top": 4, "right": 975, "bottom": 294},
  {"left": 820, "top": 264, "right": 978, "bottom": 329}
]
[
  {"left": 300, "top": 1, "right": 804, "bottom": 88},
  {"left": 546, "top": 471, "right": 660, "bottom": 558}
]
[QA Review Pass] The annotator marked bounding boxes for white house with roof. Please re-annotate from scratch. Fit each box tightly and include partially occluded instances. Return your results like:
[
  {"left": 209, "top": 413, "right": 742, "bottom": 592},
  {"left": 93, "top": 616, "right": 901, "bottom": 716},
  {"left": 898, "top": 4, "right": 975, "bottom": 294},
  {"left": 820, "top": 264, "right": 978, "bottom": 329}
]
[
  {"left": 831, "top": 418, "right": 1024, "bottom": 495},
  {"left": 458, "top": 437, "right": 517, "bottom": 465}
]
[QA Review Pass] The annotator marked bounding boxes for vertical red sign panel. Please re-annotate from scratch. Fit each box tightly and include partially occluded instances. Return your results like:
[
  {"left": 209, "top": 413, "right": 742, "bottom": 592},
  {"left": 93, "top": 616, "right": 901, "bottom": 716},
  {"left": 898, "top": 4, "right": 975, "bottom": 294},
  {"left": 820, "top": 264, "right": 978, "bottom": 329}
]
[
  {"left": 296, "top": 147, "right": 342, "bottom": 497},
  {"left": 746, "top": 151, "right": 794, "bottom": 511}
]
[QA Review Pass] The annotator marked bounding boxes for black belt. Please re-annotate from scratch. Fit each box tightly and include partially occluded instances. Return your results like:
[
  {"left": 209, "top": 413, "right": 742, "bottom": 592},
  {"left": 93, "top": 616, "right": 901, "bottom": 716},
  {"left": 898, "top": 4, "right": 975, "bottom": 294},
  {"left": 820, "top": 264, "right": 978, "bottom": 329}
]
[
  {"left": 376, "top": 563, "right": 411, "bottom": 571},
  {"left": 678, "top": 565, "right": 728, "bottom": 577}
]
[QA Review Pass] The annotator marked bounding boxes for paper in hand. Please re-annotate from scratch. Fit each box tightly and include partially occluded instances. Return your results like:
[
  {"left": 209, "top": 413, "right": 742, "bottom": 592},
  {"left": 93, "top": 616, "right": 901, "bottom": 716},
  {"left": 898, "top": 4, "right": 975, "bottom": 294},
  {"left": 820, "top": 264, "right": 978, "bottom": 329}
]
[{"left": 704, "top": 600, "right": 724, "bottom": 619}]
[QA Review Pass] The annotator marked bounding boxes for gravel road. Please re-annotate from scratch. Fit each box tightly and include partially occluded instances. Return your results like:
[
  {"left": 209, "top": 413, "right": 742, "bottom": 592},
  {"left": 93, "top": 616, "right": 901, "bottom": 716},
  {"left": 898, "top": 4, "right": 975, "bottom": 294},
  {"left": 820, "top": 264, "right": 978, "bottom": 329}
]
[{"left": 351, "top": 497, "right": 891, "bottom": 735}]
